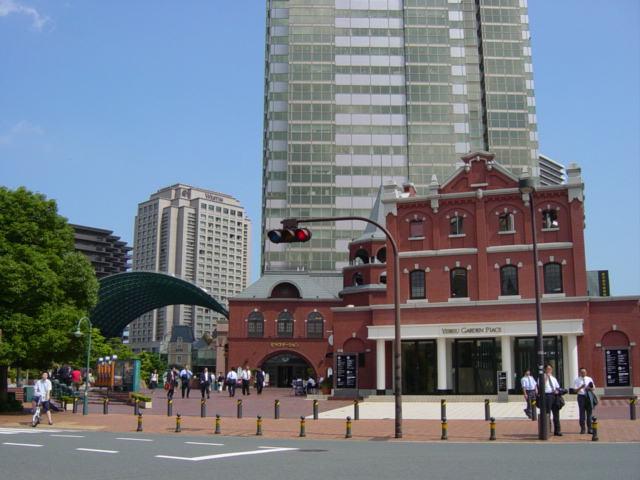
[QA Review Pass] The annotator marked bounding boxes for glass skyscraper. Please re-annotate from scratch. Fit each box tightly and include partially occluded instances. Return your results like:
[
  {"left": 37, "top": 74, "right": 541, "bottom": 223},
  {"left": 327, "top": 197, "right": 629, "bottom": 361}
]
[{"left": 262, "top": 0, "right": 538, "bottom": 273}]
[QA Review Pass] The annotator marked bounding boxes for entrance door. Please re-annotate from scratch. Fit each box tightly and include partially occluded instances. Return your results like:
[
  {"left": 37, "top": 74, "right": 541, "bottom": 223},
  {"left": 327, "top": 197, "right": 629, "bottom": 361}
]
[
  {"left": 262, "top": 353, "right": 314, "bottom": 388},
  {"left": 401, "top": 340, "right": 437, "bottom": 394},
  {"left": 514, "top": 336, "right": 564, "bottom": 392},
  {"left": 454, "top": 339, "right": 496, "bottom": 394}
]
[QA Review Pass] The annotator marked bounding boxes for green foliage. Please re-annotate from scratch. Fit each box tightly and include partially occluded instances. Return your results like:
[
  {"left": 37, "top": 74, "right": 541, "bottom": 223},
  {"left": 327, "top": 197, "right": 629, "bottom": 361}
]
[
  {"left": 0, "top": 187, "right": 99, "bottom": 372},
  {"left": 0, "top": 398, "right": 23, "bottom": 412},
  {"left": 130, "top": 392, "right": 151, "bottom": 402},
  {"left": 139, "top": 351, "right": 167, "bottom": 385}
]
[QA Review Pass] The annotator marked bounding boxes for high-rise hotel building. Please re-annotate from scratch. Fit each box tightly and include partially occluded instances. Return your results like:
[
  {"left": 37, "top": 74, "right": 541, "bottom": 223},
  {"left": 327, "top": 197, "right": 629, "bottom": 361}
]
[
  {"left": 262, "top": 0, "right": 539, "bottom": 272},
  {"left": 129, "top": 184, "right": 251, "bottom": 352}
]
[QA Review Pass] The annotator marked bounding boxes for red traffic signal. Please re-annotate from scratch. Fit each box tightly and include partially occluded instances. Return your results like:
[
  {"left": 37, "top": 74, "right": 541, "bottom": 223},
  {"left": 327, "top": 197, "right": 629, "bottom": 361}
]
[{"left": 267, "top": 228, "right": 312, "bottom": 244}]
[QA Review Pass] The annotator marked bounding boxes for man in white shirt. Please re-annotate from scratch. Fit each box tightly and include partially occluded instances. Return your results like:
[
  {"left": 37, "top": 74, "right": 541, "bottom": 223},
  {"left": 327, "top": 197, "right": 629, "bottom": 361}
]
[
  {"left": 574, "top": 367, "right": 596, "bottom": 434},
  {"left": 179, "top": 366, "right": 193, "bottom": 399},
  {"left": 543, "top": 364, "right": 562, "bottom": 436},
  {"left": 241, "top": 366, "right": 252, "bottom": 396},
  {"left": 226, "top": 367, "right": 238, "bottom": 397},
  {"left": 520, "top": 369, "right": 537, "bottom": 418},
  {"left": 33, "top": 372, "right": 53, "bottom": 425}
]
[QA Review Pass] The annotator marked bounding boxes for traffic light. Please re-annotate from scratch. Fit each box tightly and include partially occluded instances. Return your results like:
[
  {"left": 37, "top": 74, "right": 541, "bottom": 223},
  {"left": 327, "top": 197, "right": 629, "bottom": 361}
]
[{"left": 267, "top": 228, "right": 312, "bottom": 244}]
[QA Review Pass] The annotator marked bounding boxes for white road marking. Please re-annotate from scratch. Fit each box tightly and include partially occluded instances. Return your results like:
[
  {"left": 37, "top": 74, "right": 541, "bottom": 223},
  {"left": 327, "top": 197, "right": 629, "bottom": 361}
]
[
  {"left": 0, "top": 427, "right": 70, "bottom": 435},
  {"left": 76, "top": 448, "right": 119, "bottom": 454},
  {"left": 2, "top": 442, "right": 43, "bottom": 447},
  {"left": 156, "top": 447, "right": 298, "bottom": 462},
  {"left": 115, "top": 437, "right": 153, "bottom": 442},
  {"left": 184, "top": 441, "right": 224, "bottom": 446},
  {"left": 50, "top": 434, "right": 85, "bottom": 438}
]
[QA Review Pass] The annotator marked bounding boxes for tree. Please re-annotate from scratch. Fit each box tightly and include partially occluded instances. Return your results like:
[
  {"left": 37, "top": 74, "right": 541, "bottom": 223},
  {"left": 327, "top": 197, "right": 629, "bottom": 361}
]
[{"left": 0, "top": 187, "right": 99, "bottom": 401}]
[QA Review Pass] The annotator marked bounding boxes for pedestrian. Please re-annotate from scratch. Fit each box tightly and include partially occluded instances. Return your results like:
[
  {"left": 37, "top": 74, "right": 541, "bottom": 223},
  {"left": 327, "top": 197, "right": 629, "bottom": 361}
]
[
  {"left": 226, "top": 367, "right": 238, "bottom": 397},
  {"left": 306, "top": 377, "right": 316, "bottom": 395},
  {"left": 543, "top": 364, "right": 563, "bottom": 436},
  {"left": 199, "top": 368, "right": 212, "bottom": 399},
  {"left": 166, "top": 367, "right": 179, "bottom": 400},
  {"left": 521, "top": 369, "right": 537, "bottom": 418},
  {"left": 574, "top": 367, "right": 596, "bottom": 434},
  {"left": 33, "top": 372, "right": 53, "bottom": 425},
  {"left": 255, "top": 368, "right": 265, "bottom": 395},
  {"left": 241, "top": 365, "right": 251, "bottom": 395},
  {"left": 71, "top": 367, "right": 82, "bottom": 391},
  {"left": 179, "top": 365, "right": 193, "bottom": 399},
  {"left": 149, "top": 370, "right": 158, "bottom": 390},
  {"left": 217, "top": 372, "right": 224, "bottom": 392}
]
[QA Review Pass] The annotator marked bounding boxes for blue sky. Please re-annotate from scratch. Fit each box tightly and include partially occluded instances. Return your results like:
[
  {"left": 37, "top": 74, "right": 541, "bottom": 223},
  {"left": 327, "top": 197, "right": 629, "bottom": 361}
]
[{"left": 0, "top": 1, "right": 638, "bottom": 294}]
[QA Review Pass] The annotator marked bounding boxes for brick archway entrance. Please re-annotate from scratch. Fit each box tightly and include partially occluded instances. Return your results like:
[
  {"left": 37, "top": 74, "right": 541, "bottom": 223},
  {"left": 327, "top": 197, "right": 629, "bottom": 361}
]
[{"left": 261, "top": 351, "right": 315, "bottom": 388}]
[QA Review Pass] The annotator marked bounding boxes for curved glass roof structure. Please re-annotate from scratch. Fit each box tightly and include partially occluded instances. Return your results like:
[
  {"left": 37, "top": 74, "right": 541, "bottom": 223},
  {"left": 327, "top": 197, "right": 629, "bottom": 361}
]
[{"left": 91, "top": 271, "right": 229, "bottom": 337}]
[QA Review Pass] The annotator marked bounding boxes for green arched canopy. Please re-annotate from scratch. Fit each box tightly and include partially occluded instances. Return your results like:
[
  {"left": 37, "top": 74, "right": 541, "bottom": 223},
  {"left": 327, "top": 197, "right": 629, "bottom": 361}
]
[{"left": 91, "top": 271, "right": 229, "bottom": 337}]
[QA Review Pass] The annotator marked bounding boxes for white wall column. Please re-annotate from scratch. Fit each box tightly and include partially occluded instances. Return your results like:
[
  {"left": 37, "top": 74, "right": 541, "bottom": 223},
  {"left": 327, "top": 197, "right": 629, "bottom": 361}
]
[
  {"left": 567, "top": 335, "right": 579, "bottom": 386},
  {"left": 501, "top": 335, "right": 513, "bottom": 389},
  {"left": 376, "top": 339, "right": 386, "bottom": 392},
  {"left": 437, "top": 337, "right": 447, "bottom": 391}
]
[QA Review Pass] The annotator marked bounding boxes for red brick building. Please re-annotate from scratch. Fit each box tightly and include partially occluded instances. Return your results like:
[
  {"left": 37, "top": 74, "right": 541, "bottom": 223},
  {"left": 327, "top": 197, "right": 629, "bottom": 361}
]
[{"left": 229, "top": 152, "right": 639, "bottom": 396}]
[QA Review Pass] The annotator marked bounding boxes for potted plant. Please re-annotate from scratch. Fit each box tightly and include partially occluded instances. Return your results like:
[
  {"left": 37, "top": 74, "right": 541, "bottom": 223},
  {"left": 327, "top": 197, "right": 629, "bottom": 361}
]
[
  {"left": 320, "top": 377, "right": 332, "bottom": 395},
  {"left": 60, "top": 396, "right": 75, "bottom": 411}
]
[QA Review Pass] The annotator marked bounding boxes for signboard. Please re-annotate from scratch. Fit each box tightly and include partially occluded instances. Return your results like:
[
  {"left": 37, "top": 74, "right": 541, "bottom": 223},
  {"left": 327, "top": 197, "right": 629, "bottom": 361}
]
[
  {"left": 597, "top": 270, "right": 610, "bottom": 297},
  {"left": 605, "top": 349, "right": 630, "bottom": 387},
  {"left": 497, "top": 371, "right": 508, "bottom": 392},
  {"left": 336, "top": 354, "right": 358, "bottom": 389}
]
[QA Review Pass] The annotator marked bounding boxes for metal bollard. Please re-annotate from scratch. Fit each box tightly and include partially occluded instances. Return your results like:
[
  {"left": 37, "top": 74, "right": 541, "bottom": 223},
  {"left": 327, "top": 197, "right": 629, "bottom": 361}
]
[
  {"left": 440, "top": 399, "right": 446, "bottom": 420},
  {"left": 214, "top": 414, "right": 221, "bottom": 435},
  {"left": 72, "top": 397, "right": 78, "bottom": 414},
  {"left": 136, "top": 413, "right": 143, "bottom": 432},
  {"left": 630, "top": 397, "right": 637, "bottom": 420},
  {"left": 489, "top": 417, "right": 496, "bottom": 441},
  {"left": 274, "top": 399, "right": 280, "bottom": 419},
  {"left": 237, "top": 399, "right": 243, "bottom": 419},
  {"left": 167, "top": 399, "right": 173, "bottom": 417},
  {"left": 299, "top": 416, "right": 306, "bottom": 437},
  {"left": 313, "top": 400, "right": 319, "bottom": 420},
  {"left": 134, "top": 399, "right": 140, "bottom": 416},
  {"left": 256, "top": 415, "right": 263, "bottom": 436},
  {"left": 175, "top": 413, "right": 182, "bottom": 433},
  {"left": 484, "top": 399, "right": 491, "bottom": 421},
  {"left": 345, "top": 416, "right": 352, "bottom": 439},
  {"left": 354, "top": 399, "right": 359, "bottom": 421},
  {"left": 201, "top": 399, "right": 207, "bottom": 418},
  {"left": 591, "top": 417, "right": 599, "bottom": 442},
  {"left": 441, "top": 418, "right": 448, "bottom": 441},
  {"left": 103, "top": 397, "right": 109, "bottom": 415},
  {"left": 531, "top": 399, "right": 537, "bottom": 421}
]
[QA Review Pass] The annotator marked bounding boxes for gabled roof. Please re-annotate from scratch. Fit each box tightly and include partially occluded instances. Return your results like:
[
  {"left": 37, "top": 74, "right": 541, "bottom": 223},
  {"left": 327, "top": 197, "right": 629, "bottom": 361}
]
[
  {"left": 232, "top": 271, "right": 340, "bottom": 300},
  {"left": 353, "top": 185, "right": 386, "bottom": 243},
  {"left": 170, "top": 325, "right": 195, "bottom": 343},
  {"left": 439, "top": 151, "right": 520, "bottom": 194}
]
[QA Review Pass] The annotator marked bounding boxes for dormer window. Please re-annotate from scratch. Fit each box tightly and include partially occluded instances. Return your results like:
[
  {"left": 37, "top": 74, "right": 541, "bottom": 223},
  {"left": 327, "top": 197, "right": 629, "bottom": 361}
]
[
  {"left": 409, "top": 220, "right": 424, "bottom": 238},
  {"left": 450, "top": 216, "right": 464, "bottom": 235},
  {"left": 499, "top": 213, "right": 515, "bottom": 232},
  {"left": 542, "top": 210, "right": 559, "bottom": 230}
]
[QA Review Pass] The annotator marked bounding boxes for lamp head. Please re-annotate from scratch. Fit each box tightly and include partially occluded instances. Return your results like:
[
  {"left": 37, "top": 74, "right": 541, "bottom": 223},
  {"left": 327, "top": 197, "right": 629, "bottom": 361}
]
[
  {"left": 518, "top": 177, "right": 536, "bottom": 195},
  {"left": 74, "top": 329, "right": 83, "bottom": 338}
]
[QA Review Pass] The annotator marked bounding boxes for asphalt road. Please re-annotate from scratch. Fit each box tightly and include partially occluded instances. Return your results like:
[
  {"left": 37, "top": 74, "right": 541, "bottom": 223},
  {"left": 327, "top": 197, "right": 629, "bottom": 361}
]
[{"left": 0, "top": 427, "right": 637, "bottom": 480}]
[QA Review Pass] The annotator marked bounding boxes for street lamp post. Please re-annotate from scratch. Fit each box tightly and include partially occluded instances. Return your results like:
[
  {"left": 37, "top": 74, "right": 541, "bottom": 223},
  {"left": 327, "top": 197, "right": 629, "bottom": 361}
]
[
  {"left": 280, "top": 216, "right": 403, "bottom": 439},
  {"left": 74, "top": 316, "right": 92, "bottom": 416},
  {"left": 518, "top": 178, "right": 548, "bottom": 440}
]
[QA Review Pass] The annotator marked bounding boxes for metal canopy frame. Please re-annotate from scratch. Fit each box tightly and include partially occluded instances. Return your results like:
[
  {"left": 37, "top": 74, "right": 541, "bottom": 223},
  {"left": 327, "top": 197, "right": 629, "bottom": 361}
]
[{"left": 91, "top": 271, "right": 229, "bottom": 337}]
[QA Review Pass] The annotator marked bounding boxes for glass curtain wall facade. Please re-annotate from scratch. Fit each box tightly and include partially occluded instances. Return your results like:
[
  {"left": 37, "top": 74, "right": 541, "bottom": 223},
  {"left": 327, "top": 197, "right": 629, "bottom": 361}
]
[{"left": 262, "top": 0, "right": 538, "bottom": 272}]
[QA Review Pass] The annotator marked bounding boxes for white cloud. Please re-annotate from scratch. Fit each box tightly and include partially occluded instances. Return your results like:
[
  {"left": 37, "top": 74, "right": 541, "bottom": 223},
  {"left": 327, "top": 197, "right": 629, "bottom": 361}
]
[
  {"left": 0, "top": 120, "right": 44, "bottom": 145},
  {"left": 0, "top": 0, "right": 50, "bottom": 30}
]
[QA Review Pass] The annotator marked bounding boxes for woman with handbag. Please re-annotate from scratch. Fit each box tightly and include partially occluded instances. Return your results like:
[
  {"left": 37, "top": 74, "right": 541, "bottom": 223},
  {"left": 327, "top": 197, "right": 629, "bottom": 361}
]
[
  {"left": 574, "top": 368, "right": 597, "bottom": 434},
  {"left": 543, "top": 364, "right": 563, "bottom": 436}
]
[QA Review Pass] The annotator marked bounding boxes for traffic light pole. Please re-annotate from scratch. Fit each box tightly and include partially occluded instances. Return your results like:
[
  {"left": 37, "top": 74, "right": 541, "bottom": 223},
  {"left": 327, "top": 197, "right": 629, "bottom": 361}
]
[{"left": 282, "top": 216, "right": 403, "bottom": 439}]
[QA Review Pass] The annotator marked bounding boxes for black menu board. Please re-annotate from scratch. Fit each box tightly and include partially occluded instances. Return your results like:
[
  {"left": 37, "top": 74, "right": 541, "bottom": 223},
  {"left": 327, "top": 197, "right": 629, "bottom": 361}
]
[
  {"left": 605, "top": 349, "right": 630, "bottom": 387},
  {"left": 497, "top": 371, "right": 508, "bottom": 392},
  {"left": 336, "top": 354, "right": 357, "bottom": 389}
]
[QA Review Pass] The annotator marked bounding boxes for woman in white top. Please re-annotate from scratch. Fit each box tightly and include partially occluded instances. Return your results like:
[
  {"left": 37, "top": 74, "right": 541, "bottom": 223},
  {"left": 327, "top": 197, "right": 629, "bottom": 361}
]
[
  {"left": 573, "top": 368, "right": 596, "bottom": 434},
  {"left": 543, "top": 364, "right": 562, "bottom": 436}
]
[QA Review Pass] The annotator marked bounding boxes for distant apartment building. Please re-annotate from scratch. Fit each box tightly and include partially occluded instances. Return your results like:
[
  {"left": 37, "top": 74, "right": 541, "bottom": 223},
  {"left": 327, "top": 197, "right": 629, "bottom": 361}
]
[
  {"left": 129, "top": 184, "right": 251, "bottom": 353},
  {"left": 70, "top": 224, "right": 131, "bottom": 279},
  {"left": 538, "top": 154, "right": 565, "bottom": 186}
]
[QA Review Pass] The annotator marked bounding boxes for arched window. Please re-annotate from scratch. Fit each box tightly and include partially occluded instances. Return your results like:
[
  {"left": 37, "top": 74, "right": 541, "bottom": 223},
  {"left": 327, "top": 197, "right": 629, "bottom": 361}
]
[
  {"left": 306, "top": 311, "right": 324, "bottom": 339},
  {"left": 353, "top": 248, "right": 369, "bottom": 265},
  {"left": 376, "top": 247, "right": 387, "bottom": 263},
  {"left": 277, "top": 311, "right": 294, "bottom": 338},
  {"left": 247, "top": 311, "right": 264, "bottom": 338},
  {"left": 409, "top": 220, "right": 424, "bottom": 237},
  {"left": 270, "top": 282, "right": 301, "bottom": 299},
  {"left": 409, "top": 270, "right": 426, "bottom": 299},
  {"left": 450, "top": 268, "right": 468, "bottom": 298},
  {"left": 542, "top": 209, "right": 559, "bottom": 229},
  {"left": 543, "top": 263, "right": 563, "bottom": 293},
  {"left": 499, "top": 213, "right": 515, "bottom": 232},
  {"left": 500, "top": 265, "right": 519, "bottom": 296},
  {"left": 450, "top": 216, "right": 464, "bottom": 235},
  {"left": 352, "top": 272, "right": 364, "bottom": 286}
]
